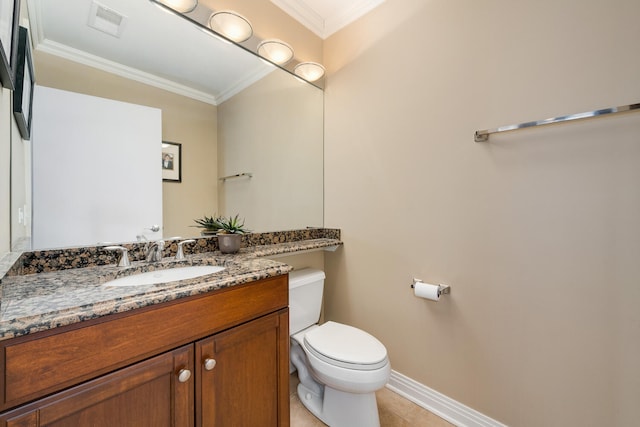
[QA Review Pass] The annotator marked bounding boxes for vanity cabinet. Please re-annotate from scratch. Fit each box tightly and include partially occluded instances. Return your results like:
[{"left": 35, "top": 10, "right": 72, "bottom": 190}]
[
  {"left": 0, "top": 344, "right": 195, "bottom": 427},
  {"left": 197, "top": 311, "right": 289, "bottom": 426},
  {"left": 0, "top": 275, "right": 290, "bottom": 427}
]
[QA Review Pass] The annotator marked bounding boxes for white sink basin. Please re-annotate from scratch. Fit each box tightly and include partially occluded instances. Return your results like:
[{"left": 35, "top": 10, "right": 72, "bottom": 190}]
[{"left": 103, "top": 265, "right": 225, "bottom": 287}]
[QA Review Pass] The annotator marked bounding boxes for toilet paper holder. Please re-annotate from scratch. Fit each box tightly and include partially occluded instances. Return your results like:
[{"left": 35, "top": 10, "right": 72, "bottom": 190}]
[{"left": 411, "top": 278, "right": 451, "bottom": 297}]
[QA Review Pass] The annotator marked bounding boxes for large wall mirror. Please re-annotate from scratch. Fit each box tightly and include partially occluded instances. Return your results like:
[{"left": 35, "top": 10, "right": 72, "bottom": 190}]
[{"left": 11, "top": 0, "right": 323, "bottom": 250}]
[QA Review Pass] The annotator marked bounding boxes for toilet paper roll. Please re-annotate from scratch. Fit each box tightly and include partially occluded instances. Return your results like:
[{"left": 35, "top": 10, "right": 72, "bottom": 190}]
[{"left": 413, "top": 282, "right": 440, "bottom": 301}]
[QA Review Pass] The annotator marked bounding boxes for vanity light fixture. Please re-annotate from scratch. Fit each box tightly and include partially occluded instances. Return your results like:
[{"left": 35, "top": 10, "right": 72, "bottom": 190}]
[
  {"left": 294, "top": 62, "right": 325, "bottom": 82},
  {"left": 257, "top": 39, "right": 294, "bottom": 65},
  {"left": 208, "top": 11, "right": 253, "bottom": 43},
  {"left": 154, "top": 0, "right": 198, "bottom": 13}
]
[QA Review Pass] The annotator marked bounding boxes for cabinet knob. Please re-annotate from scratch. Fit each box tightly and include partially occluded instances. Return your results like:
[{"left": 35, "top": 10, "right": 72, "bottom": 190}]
[
  {"left": 178, "top": 368, "right": 192, "bottom": 383},
  {"left": 204, "top": 358, "right": 217, "bottom": 371}
]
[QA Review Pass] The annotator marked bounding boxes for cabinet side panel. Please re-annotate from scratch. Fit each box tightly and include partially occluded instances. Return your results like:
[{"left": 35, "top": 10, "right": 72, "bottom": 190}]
[{"left": 277, "top": 309, "right": 290, "bottom": 427}]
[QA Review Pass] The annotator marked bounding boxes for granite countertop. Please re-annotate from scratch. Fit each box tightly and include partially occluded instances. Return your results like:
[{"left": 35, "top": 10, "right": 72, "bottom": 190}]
[{"left": 0, "top": 236, "right": 341, "bottom": 341}]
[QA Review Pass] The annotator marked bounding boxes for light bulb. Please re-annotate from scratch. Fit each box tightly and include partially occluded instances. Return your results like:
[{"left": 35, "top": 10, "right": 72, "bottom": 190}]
[
  {"left": 257, "top": 40, "right": 294, "bottom": 65},
  {"left": 294, "top": 62, "right": 325, "bottom": 82},
  {"left": 209, "top": 11, "right": 253, "bottom": 43},
  {"left": 155, "top": 0, "right": 198, "bottom": 13}
]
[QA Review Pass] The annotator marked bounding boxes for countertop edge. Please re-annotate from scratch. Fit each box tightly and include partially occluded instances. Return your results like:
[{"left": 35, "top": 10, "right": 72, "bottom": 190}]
[{"left": 0, "top": 237, "right": 342, "bottom": 341}]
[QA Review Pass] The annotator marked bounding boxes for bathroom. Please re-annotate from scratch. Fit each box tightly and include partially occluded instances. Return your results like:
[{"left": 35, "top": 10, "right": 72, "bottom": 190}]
[{"left": 1, "top": 0, "right": 639, "bottom": 426}]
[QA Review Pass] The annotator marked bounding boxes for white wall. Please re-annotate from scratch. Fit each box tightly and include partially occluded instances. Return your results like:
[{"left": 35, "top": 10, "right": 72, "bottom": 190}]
[
  {"left": 31, "top": 86, "right": 162, "bottom": 248},
  {"left": 10, "top": 105, "right": 30, "bottom": 250},
  {"left": 0, "top": 87, "right": 10, "bottom": 255},
  {"left": 323, "top": 0, "right": 640, "bottom": 425}
]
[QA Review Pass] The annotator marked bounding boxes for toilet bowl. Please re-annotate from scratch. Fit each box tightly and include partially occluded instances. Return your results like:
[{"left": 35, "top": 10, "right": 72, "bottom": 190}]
[{"left": 288, "top": 269, "right": 391, "bottom": 427}]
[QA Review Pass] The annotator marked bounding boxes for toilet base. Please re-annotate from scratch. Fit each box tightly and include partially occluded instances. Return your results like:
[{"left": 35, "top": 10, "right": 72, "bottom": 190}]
[{"left": 297, "top": 382, "right": 381, "bottom": 427}]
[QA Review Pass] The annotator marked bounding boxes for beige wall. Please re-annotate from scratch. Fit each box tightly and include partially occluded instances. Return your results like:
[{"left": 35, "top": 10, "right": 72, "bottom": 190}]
[
  {"left": 34, "top": 52, "right": 218, "bottom": 239},
  {"left": 218, "top": 69, "right": 323, "bottom": 232},
  {"left": 323, "top": 0, "right": 640, "bottom": 425}
]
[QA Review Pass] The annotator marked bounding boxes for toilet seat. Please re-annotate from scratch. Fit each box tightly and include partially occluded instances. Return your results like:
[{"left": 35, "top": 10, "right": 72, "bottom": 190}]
[{"left": 303, "top": 321, "right": 388, "bottom": 371}]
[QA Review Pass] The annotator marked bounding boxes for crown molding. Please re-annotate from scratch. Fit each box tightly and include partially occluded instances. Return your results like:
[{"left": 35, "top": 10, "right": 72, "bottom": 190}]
[
  {"left": 270, "top": 0, "right": 385, "bottom": 39},
  {"left": 31, "top": 30, "right": 274, "bottom": 106},
  {"left": 35, "top": 39, "right": 221, "bottom": 105},
  {"left": 216, "top": 64, "right": 275, "bottom": 104},
  {"left": 27, "top": 0, "right": 234, "bottom": 106}
]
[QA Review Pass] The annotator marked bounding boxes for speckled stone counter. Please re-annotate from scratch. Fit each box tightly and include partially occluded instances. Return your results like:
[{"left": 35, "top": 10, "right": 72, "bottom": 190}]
[
  {"left": 0, "top": 229, "right": 341, "bottom": 341},
  {"left": 4, "top": 228, "right": 341, "bottom": 276}
]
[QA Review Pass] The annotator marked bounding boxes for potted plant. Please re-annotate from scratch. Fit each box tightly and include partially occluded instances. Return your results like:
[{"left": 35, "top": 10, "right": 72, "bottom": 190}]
[
  {"left": 192, "top": 215, "right": 223, "bottom": 236},
  {"left": 215, "top": 214, "right": 249, "bottom": 254}
]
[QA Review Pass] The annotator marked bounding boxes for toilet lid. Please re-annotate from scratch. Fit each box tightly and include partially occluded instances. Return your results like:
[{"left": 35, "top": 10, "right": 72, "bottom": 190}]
[{"left": 303, "top": 322, "right": 388, "bottom": 370}]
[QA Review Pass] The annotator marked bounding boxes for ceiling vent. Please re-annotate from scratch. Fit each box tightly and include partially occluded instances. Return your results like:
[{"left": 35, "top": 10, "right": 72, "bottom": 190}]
[{"left": 88, "top": 1, "right": 127, "bottom": 38}]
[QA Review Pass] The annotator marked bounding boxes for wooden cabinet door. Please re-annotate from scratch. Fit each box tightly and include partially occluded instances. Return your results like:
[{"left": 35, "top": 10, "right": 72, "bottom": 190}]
[
  {"left": 0, "top": 345, "right": 194, "bottom": 427},
  {"left": 196, "top": 309, "right": 290, "bottom": 427}
]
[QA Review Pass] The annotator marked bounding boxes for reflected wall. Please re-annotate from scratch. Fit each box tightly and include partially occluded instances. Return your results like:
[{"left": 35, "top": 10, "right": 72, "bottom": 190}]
[
  {"left": 33, "top": 51, "right": 219, "bottom": 241},
  {"left": 218, "top": 69, "right": 323, "bottom": 231}
]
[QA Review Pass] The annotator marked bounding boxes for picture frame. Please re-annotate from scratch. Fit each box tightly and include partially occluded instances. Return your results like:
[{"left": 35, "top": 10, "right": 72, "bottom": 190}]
[
  {"left": 0, "top": 0, "right": 20, "bottom": 89},
  {"left": 162, "top": 141, "right": 182, "bottom": 182},
  {"left": 13, "top": 26, "right": 34, "bottom": 140}
]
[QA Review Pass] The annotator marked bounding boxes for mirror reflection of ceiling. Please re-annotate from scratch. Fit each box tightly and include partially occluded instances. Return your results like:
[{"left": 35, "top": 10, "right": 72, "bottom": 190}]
[
  {"left": 28, "top": 0, "right": 271, "bottom": 105},
  {"left": 27, "top": 0, "right": 386, "bottom": 105}
]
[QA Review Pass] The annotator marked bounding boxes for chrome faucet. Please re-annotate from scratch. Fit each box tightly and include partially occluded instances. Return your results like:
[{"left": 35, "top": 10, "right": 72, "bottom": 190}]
[
  {"left": 136, "top": 225, "right": 161, "bottom": 243},
  {"left": 145, "top": 240, "right": 165, "bottom": 262},
  {"left": 176, "top": 239, "right": 196, "bottom": 260},
  {"left": 104, "top": 246, "right": 131, "bottom": 267}
]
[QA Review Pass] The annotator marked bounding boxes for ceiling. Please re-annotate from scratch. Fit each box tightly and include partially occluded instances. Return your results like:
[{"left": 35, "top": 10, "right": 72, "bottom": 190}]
[
  {"left": 26, "top": 0, "right": 385, "bottom": 105},
  {"left": 270, "top": 0, "right": 385, "bottom": 39}
]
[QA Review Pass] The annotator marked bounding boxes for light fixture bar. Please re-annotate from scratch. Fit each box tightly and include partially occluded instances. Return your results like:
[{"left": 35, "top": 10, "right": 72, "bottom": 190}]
[{"left": 148, "top": 0, "right": 325, "bottom": 88}]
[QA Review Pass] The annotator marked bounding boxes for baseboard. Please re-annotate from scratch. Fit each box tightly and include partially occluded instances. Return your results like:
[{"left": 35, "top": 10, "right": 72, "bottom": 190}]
[{"left": 386, "top": 370, "right": 508, "bottom": 427}]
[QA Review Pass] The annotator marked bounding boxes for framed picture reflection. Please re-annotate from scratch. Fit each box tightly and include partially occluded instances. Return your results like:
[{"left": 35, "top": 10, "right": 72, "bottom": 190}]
[
  {"left": 162, "top": 141, "right": 182, "bottom": 182},
  {"left": 0, "top": 0, "right": 20, "bottom": 89}
]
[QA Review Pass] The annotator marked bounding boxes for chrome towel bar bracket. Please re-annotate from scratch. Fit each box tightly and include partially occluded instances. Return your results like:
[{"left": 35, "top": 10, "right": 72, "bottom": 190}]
[
  {"left": 219, "top": 172, "right": 253, "bottom": 182},
  {"left": 475, "top": 102, "right": 640, "bottom": 142}
]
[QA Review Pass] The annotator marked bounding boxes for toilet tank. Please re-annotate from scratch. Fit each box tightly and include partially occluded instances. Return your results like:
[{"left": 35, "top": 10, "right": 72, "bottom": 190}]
[{"left": 288, "top": 268, "right": 325, "bottom": 335}]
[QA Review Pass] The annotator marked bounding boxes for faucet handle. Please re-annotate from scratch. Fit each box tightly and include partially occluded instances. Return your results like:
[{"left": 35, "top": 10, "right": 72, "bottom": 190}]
[
  {"left": 104, "top": 246, "right": 131, "bottom": 267},
  {"left": 145, "top": 240, "right": 165, "bottom": 262},
  {"left": 176, "top": 239, "right": 196, "bottom": 260}
]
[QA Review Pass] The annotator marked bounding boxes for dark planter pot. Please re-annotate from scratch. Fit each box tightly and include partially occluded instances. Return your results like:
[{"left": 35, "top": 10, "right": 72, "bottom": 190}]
[{"left": 217, "top": 233, "right": 242, "bottom": 254}]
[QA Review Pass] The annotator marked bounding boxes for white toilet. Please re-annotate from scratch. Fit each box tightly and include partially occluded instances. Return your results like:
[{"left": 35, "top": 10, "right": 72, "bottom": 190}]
[{"left": 289, "top": 268, "right": 391, "bottom": 427}]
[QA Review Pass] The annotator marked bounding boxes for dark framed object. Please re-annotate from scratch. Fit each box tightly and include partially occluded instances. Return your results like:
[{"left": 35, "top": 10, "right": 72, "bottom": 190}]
[
  {"left": 0, "top": 0, "right": 20, "bottom": 89},
  {"left": 162, "top": 141, "right": 182, "bottom": 182},
  {"left": 13, "top": 26, "right": 34, "bottom": 140}
]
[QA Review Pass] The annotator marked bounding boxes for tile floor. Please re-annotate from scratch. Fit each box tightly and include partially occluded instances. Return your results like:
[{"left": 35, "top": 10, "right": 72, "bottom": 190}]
[{"left": 290, "top": 373, "right": 454, "bottom": 427}]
